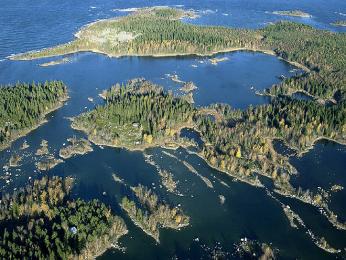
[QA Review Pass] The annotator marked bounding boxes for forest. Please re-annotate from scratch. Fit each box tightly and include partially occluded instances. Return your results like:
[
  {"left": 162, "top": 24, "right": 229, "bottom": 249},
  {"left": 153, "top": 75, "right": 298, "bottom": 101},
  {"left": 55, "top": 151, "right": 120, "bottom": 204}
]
[
  {"left": 72, "top": 78, "right": 195, "bottom": 149},
  {"left": 121, "top": 184, "right": 189, "bottom": 242},
  {"left": 73, "top": 78, "right": 346, "bottom": 229},
  {"left": 0, "top": 176, "right": 127, "bottom": 259},
  {"left": 11, "top": 7, "right": 346, "bottom": 101},
  {"left": 73, "top": 79, "right": 346, "bottom": 190},
  {"left": 0, "top": 81, "right": 68, "bottom": 150}
]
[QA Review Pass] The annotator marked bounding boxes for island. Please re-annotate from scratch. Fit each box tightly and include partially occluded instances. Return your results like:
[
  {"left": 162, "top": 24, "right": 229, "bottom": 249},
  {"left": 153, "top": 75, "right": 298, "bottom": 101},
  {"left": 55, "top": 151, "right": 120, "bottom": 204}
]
[
  {"left": 272, "top": 10, "right": 312, "bottom": 18},
  {"left": 121, "top": 184, "right": 189, "bottom": 242},
  {"left": 71, "top": 78, "right": 195, "bottom": 151},
  {"left": 34, "top": 140, "right": 64, "bottom": 171},
  {"left": 9, "top": 7, "right": 346, "bottom": 103},
  {"left": 0, "top": 81, "right": 68, "bottom": 151},
  {"left": 331, "top": 20, "right": 346, "bottom": 27},
  {"left": 39, "top": 57, "right": 70, "bottom": 67},
  {"left": 8, "top": 154, "right": 22, "bottom": 167},
  {"left": 71, "top": 78, "right": 346, "bottom": 232},
  {"left": 5, "top": 6, "right": 346, "bottom": 252},
  {"left": 59, "top": 136, "right": 93, "bottom": 159},
  {"left": 0, "top": 176, "right": 128, "bottom": 259},
  {"left": 36, "top": 156, "right": 63, "bottom": 171}
]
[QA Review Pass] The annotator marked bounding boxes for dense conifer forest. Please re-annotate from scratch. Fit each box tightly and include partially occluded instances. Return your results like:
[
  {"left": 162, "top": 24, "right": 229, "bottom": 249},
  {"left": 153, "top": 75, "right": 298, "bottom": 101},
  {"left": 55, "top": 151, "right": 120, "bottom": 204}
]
[
  {"left": 72, "top": 79, "right": 195, "bottom": 149},
  {"left": 72, "top": 79, "right": 346, "bottom": 230},
  {"left": 0, "top": 81, "right": 68, "bottom": 150},
  {"left": 12, "top": 7, "right": 346, "bottom": 100},
  {"left": 0, "top": 176, "right": 127, "bottom": 259}
]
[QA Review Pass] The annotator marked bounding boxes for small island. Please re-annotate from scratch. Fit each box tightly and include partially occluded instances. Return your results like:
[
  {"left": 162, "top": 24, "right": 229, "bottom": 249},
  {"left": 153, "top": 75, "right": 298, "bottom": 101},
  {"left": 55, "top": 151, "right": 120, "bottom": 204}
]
[
  {"left": 36, "top": 155, "right": 63, "bottom": 171},
  {"left": 0, "top": 81, "right": 68, "bottom": 151},
  {"left": 35, "top": 139, "right": 49, "bottom": 156},
  {"left": 0, "top": 176, "right": 128, "bottom": 258},
  {"left": 180, "top": 81, "right": 198, "bottom": 93},
  {"left": 121, "top": 184, "right": 189, "bottom": 242},
  {"left": 331, "top": 20, "right": 346, "bottom": 27},
  {"left": 272, "top": 10, "right": 312, "bottom": 18},
  {"left": 39, "top": 57, "right": 70, "bottom": 67},
  {"left": 72, "top": 78, "right": 195, "bottom": 151},
  {"left": 234, "top": 239, "right": 277, "bottom": 259},
  {"left": 209, "top": 57, "right": 229, "bottom": 65},
  {"left": 35, "top": 139, "right": 64, "bottom": 171},
  {"left": 8, "top": 154, "right": 22, "bottom": 167},
  {"left": 59, "top": 136, "right": 93, "bottom": 159}
]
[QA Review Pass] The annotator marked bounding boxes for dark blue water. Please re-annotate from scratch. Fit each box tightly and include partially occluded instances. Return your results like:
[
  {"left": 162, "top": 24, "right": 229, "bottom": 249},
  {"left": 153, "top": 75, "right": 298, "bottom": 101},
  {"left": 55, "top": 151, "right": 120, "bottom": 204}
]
[
  {"left": 0, "top": 51, "right": 297, "bottom": 108},
  {"left": 1, "top": 0, "right": 346, "bottom": 259},
  {"left": 291, "top": 140, "right": 346, "bottom": 222},
  {"left": 1, "top": 0, "right": 345, "bottom": 60}
]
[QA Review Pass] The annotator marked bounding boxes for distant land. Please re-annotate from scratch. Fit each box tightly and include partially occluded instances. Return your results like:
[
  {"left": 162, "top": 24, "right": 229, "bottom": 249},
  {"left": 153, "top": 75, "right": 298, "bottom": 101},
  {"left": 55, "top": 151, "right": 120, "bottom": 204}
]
[
  {"left": 331, "top": 20, "right": 346, "bottom": 27},
  {"left": 272, "top": 10, "right": 312, "bottom": 18}
]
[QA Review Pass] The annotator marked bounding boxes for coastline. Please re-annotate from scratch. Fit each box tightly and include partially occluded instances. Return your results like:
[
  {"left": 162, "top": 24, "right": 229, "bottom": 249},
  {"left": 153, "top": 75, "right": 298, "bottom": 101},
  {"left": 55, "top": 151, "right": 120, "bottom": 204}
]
[
  {"left": 0, "top": 95, "right": 69, "bottom": 152},
  {"left": 9, "top": 46, "right": 310, "bottom": 73},
  {"left": 72, "top": 120, "right": 265, "bottom": 189},
  {"left": 70, "top": 120, "right": 195, "bottom": 152}
]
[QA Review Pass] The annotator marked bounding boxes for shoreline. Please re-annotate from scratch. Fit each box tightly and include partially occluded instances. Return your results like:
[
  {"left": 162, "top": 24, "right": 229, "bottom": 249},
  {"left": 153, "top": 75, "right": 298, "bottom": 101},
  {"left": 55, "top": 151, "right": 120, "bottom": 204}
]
[
  {"left": 8, "top": 46, "right": 310, "bottom": 72},
  {"left": 72, "top": 121, "right": 265, "bottom": 189},
  {"left": 274, "top": 136, "right": 346, "bottom": 158},
  {"left": 0, "top": 95, "right": 69, "bottom": 152},
  {"left": 120, "top": 204, "right": 160, "bottom": 243},
  {"left": 70, "top": 120, "right": 195, "bottom": 152}
]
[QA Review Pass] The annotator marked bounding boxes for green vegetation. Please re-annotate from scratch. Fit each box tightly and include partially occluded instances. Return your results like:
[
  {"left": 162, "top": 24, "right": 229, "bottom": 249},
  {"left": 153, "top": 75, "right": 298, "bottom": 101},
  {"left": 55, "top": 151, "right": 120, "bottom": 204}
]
[
  {"left": 0, "top": 81, "right": 68, "bottom": 150},
  {"left": 121, "top": 184, "right": 189, "bottom": 242},
  {"left": 331, "top": 20, "right": 346, "bottom": 27},
  {"left": 59, "top": 136, "right": 93, "bottom": 159},
  {"left": 11, "top": 7, "right": 346, "bottom": 101},
  {"left": 272, "top": 10, "right": 312, "bottom": 18},
  {"left": 72, "top": 79, "right": 194, "bottom": 150},
  {"left": 0, "top": 176, "right": 127, "bottom": 259},
  {"left": 8, "top": 154, "right": 22, "bottom": 167},
  {"left": 34, "top": 140, "right": 64, "bottom": 171},
  {"left": 74, "top": 78, "right": 346, "bottom": 229}
]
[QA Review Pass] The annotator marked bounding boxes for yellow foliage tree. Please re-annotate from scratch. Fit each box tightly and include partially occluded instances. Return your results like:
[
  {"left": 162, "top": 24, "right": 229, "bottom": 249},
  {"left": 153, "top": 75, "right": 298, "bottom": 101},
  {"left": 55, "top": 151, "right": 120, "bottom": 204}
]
[
  {"left": 220, "top": 160, "right": 226, "bottom": 170},
  {"left": 144, "top": 134, "right": 153, "bottom": 144},
  {"left": 235, "top": 147, "right": 242, "bottom": 158}
]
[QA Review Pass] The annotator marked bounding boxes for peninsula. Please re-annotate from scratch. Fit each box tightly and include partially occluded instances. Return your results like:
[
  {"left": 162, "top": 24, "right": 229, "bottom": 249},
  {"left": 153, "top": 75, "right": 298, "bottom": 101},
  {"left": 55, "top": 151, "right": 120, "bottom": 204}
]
[
  {"left": 10, "top": 7, "right": 346, "bottom": 101},
  {"left": 0, "top": 176, "right": 128, "bottom": 258},
  {"left": 72, "top": 78, "right": 346, "bottom": 231},
  {"left": 0, "top": 81, "right": 68, "bottom": 151}
]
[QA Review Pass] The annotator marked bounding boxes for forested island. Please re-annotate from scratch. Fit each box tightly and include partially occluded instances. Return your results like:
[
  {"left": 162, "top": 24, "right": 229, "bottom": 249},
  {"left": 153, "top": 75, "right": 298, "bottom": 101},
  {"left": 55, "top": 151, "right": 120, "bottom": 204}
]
[
  {"left": 331, "top": 20, "right": 346, "bottom": 27},
  {"left": 10, "top": 7, "right": 346, "bottom": 102},
  {"left": 72, "top": 78, "right": 195, "bottom": 150},
  {"left": 0, "top": 81, "right": 68, "bottom": 151},
  {"left": 121, "top": 184, "right": 189, "bottom": 242},
  {"left": 272, "top": 10, "right": 312, "bottom": 18},
  {"left": 0, "top": 176, "right": 128, "bottom": 258},
  {"left": 3, "top": 6, "right": 346, "bottom": 256},
  {"left": 72, "top": 78, "right": 346, "bottom": 233},
  {"left": 59, "top": 137, "right": 93, "bottom": 159}
]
